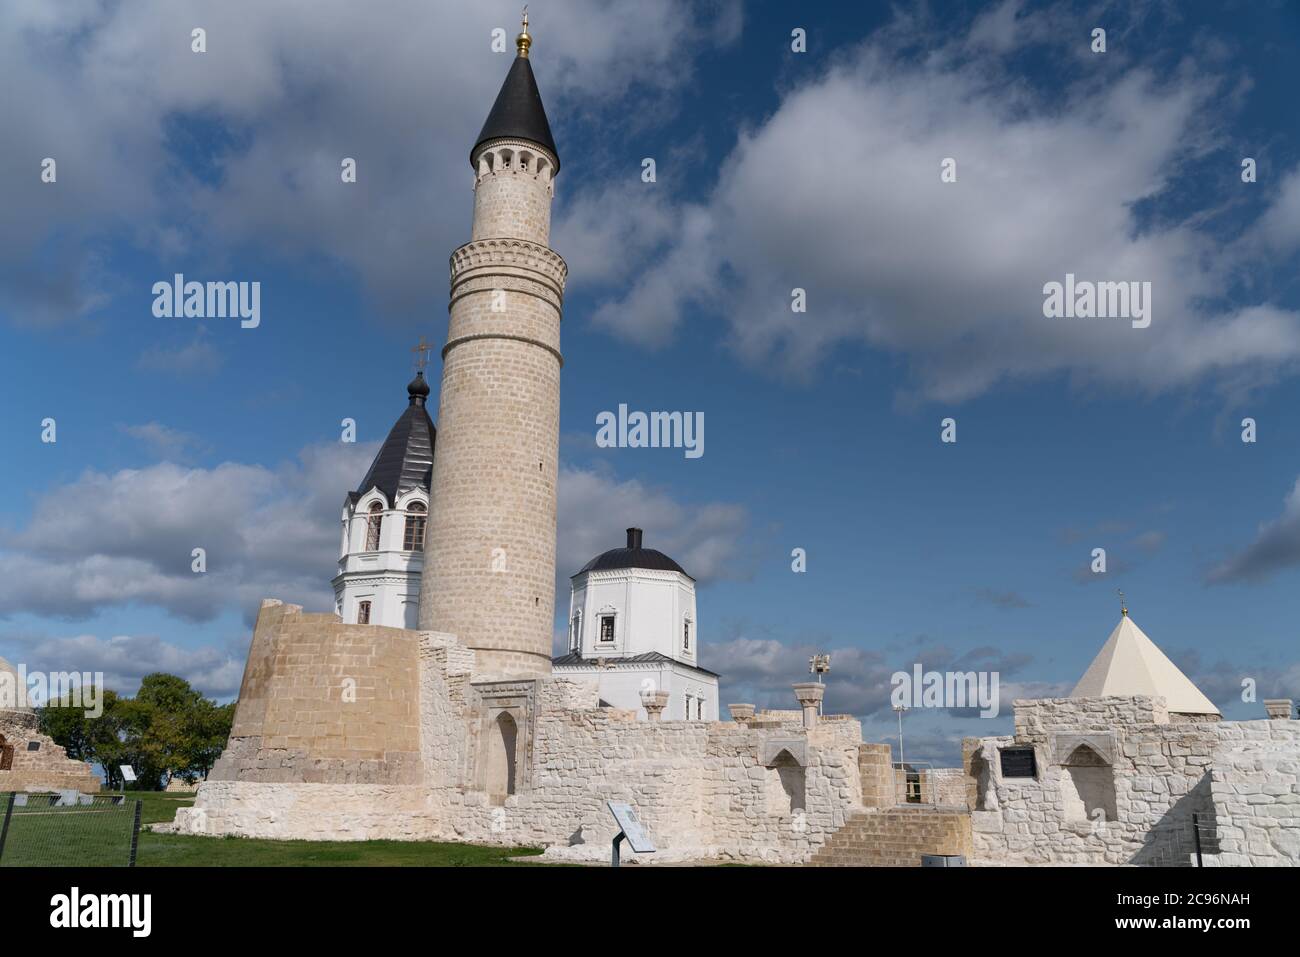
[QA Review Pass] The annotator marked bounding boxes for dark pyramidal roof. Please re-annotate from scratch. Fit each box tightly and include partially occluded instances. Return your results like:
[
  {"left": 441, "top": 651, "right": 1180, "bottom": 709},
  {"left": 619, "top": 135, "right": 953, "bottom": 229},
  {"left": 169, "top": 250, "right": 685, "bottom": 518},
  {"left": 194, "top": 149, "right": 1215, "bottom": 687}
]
[
  {"left": 352, "top": 372, "right": 436, "bottom": 503},
  {"left": 576, "top": 528, "right": 690, "bottom": 578},
  {"left": 472, "top": 45, "right": 559, "bottom": 172}
]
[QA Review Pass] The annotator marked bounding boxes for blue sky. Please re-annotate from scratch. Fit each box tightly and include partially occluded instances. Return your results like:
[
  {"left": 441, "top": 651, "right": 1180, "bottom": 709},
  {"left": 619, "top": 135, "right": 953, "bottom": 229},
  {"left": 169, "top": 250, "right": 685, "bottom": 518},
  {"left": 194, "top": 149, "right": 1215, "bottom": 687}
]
[{"left": 3, "top": 0, "right": 1300, "bottom": 763}]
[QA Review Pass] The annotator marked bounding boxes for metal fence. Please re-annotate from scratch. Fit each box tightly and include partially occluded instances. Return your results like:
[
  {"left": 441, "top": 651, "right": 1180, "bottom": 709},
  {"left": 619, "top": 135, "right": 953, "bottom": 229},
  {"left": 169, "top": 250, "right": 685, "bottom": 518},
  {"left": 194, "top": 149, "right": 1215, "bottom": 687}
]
[
  {"left": 894, "top": 760, "right": 938, "bottom": 805},
  {"left": 0, "top": 792, "right": 142, "bottom": 867}
]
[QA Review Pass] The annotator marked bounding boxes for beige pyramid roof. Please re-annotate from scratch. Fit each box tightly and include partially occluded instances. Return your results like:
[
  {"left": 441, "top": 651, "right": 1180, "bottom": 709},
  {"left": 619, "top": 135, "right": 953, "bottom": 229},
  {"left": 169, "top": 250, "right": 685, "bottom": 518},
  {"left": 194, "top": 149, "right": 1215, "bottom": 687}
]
[{"left": 1070, "top": 614, "right": 1219, "bottom": 716}]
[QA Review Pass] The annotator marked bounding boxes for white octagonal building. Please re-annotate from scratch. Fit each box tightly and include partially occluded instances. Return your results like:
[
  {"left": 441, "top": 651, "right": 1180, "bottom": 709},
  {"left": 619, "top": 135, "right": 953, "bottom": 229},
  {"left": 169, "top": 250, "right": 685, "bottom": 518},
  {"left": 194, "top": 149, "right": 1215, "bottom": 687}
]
[{"left": 554, "top": 528, "right": 719, "bottom": 720}]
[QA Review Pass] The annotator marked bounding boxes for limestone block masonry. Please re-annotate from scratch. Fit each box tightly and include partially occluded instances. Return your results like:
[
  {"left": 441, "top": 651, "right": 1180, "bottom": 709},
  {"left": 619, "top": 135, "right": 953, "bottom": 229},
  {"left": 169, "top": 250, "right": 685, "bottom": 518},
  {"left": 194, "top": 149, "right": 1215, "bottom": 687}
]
[
  {"left": 208, "top": 599, "right": 422, "bottom": 785},
  {"left": 418, "top": 137, "right": 567, "bottom": 679},
  {"left": 965, "top": 695, "right": 1300, "bottom": 866},
  {"left": 176, "top": 615, "right": 871, "bottom": 864},
  {"left": 0, "top": 710, "right": 100, "bottom": 794}
]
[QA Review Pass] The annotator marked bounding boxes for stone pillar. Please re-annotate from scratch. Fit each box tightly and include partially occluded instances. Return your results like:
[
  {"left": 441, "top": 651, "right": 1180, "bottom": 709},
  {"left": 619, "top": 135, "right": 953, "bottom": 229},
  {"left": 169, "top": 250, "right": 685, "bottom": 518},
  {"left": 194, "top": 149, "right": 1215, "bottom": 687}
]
[
  {"left": 792, "top": 682, "right": 824, "bottom": 729},
  {"left": 640, "top": 689, "right": 670, "bottom": 721},
  {"left": 858, "top": 743, "right": 897, "bottom": 809},
  {"left": 1264, "top": 699, "right": 1294, "bottom": 720},
  {"left": 728, "top": 703, "right": 755, "bottom": 722}
]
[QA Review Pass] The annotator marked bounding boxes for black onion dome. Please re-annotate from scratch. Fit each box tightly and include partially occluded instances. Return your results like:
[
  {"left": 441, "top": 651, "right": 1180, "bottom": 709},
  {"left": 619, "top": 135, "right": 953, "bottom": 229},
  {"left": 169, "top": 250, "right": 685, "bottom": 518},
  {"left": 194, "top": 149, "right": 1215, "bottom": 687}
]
[
  {"left": 472, "top": 52, "right": 560, "bottom": 172},
  {"left": 406, "top": 371, "right": 430, "bottom": 401},
  {"left": 353, "top": 371, "right": 436, "bottom": 503},
  {"left": 576, "top": 528, "right": 690, "bottom": 578}
]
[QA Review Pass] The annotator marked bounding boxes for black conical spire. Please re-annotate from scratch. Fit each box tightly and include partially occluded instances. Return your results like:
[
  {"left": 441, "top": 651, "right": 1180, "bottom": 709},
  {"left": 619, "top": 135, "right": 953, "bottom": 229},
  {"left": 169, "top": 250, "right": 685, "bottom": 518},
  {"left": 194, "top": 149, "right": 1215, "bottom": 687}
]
[
  {"left": 353, "top": 372, "right": 436, "bottom": 503},
  {"left": 471, "top": 15, "right": 559, "bottom": 172}
]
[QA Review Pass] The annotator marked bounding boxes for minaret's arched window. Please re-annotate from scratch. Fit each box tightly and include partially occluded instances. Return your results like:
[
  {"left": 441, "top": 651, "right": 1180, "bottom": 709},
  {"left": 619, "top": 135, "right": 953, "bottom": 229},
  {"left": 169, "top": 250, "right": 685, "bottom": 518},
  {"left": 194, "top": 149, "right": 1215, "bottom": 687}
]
[
  {"left": 365, "top": 502, "right": 384, "bottom": 551},
  {"left": 403, "top": 501, "right": 427, "bottom": 551}
]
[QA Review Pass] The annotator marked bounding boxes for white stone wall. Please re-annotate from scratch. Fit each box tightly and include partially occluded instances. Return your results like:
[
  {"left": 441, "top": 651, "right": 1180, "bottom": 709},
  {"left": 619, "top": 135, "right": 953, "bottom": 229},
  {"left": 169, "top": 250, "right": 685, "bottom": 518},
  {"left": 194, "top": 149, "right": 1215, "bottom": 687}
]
[
  {"left": 1209, "top": 727, "right": 1300, "bottom": 865},
  {"left": 968, "top": 696, "right": 1300, "bottom": 866},
  {"left": 176, "top": 629, "right": 863, "bottom": 863}
]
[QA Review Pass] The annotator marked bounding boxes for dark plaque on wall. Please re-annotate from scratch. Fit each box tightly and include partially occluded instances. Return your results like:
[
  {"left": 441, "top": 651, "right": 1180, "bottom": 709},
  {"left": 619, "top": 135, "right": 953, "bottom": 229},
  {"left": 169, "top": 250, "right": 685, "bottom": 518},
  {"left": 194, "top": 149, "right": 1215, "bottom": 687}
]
[
  {"left": 999, "top": 747, "right": 1036, "bottom": 778},
  {"left": 27, "top": 741, "right": 41, "bottom": 751}
]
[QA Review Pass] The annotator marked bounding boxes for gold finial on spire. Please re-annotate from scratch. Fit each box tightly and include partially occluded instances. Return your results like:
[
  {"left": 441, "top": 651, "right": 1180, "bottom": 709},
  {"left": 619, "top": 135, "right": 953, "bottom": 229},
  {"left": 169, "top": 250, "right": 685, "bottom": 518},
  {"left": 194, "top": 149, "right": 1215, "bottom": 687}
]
[
  {"left": 517, "top": 5, "right": 531, "bottom": 58},
  {"left": 1118, "top": 588, "right": 1128, "bottom": 617}
]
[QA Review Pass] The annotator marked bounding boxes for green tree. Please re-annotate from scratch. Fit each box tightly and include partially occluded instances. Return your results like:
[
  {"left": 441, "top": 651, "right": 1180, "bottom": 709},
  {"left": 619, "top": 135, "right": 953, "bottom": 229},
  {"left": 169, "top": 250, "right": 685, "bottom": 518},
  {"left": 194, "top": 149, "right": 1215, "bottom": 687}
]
[{"left": 37, "top": 674, "right": 234, "bottom": 790}]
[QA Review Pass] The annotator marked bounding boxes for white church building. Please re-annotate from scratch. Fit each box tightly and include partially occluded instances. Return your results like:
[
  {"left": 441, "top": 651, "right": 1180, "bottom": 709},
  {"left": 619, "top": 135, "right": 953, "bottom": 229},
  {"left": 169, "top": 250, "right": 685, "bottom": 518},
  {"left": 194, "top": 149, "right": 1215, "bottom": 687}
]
[
  {"left": 332, "top": 370, "right": 435, "bottom": 629},
  {"left": 332, "top": 375, "right": 721, "bottom": 717},
  {"left": 553, "top": 528, "right": 719, "bottom": 721}
]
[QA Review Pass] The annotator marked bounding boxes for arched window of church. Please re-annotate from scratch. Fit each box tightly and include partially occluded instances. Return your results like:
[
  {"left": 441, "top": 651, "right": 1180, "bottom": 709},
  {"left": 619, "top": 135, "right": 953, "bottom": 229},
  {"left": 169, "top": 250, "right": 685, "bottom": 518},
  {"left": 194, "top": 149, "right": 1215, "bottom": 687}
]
[
  {"left": 403, "top": 501, "right": 427, "bottom": 551},
  {"left": 365, "top": 502, "right": 383, "bottom": 551},
  {"left": 357, "top": 600, "right": 371, "bottom": 625},
  {"left": 683, "top": 618, "right": 691, "bottom": 653}
]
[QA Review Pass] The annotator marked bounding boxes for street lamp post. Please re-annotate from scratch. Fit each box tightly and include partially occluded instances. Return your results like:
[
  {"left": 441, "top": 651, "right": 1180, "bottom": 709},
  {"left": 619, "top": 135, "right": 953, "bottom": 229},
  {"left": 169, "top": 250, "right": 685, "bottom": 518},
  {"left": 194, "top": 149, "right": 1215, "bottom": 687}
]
[{"left": 893, "top": 705, "right": 907, "bottom": 772}]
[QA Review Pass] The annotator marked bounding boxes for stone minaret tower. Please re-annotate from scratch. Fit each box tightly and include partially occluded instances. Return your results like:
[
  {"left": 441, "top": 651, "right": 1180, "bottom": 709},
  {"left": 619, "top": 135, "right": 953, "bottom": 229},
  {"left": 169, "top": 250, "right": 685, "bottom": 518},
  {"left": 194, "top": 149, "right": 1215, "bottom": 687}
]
[{"left": 419, "top": 14, "right": 566, "bottom": 678}]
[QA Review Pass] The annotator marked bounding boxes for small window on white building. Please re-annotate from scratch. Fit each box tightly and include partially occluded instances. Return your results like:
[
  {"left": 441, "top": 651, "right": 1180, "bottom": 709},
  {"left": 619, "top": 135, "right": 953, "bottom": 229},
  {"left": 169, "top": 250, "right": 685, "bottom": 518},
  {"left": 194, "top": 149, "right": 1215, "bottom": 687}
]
[
  {"left": 357, "top": 600, "right": 372, "bottom": 625},
  {"left": 570, "top": 612, "right": 582, "bottom": 652},
  {"left": 365, "top": 502, "right": 383, "bottom": 551},
  {"left": 403, "top": 501, "right": 426, "bottom": 551},
  {"left": 599, "top": 615, "right": 614, "bottom": 642},
  {"left": 683, "top": 618, "right": 691, "bottom": 653},
  {"left": 684, "top": 694, "right": 693, "bottom": 719}
]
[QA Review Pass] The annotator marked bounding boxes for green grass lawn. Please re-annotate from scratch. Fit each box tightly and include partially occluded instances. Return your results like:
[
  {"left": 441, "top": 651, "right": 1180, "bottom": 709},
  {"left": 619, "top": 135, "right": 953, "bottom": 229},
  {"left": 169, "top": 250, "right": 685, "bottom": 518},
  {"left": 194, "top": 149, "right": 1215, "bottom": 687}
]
[
  {"left": 137, "top": 832, "right": 548, "bottom": 866},
  {"left": 1, "top": 791, "right": 550, "bottom": 867}
]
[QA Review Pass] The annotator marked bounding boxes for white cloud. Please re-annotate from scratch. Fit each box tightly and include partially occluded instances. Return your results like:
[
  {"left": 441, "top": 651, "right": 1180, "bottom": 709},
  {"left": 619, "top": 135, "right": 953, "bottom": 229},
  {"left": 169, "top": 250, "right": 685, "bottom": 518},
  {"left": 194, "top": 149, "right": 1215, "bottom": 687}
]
[
  {"left": 1208, "top": 476, "right": 1300, "bottom": 584},
  {"left": 0, "top": 443, "right": 377, "bottom": 621},
  {"left": 6, "top": 631, "right": 245, "bottom": 699},
  {"left": 0, "top": 0, "right": 741, "bottom": 326},
  {"left": 136, "top": 335, "right": 223, "bottom": 377},
  {"left": 578, "top": 7, "right": 1300, "bottom": 400},
  {"left": 1257, "top": 167, "right": 1300, "bottom": 253},
  {"left": 0, "top": 450, "right": 748, "bottom": 625},
  {"left": 119, "top": 421, "right": 207, "bottom": 457},
  {"left": 557, "top": 464, "right": 749, "bottom": 585}
]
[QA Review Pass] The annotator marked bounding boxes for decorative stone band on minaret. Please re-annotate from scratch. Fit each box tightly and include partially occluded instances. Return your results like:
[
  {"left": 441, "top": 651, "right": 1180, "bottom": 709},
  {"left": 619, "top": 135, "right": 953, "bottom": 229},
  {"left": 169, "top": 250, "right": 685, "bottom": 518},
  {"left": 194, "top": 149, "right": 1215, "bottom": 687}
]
[{"left": 419, "top": 39, "right": 565, "bottom": 679}]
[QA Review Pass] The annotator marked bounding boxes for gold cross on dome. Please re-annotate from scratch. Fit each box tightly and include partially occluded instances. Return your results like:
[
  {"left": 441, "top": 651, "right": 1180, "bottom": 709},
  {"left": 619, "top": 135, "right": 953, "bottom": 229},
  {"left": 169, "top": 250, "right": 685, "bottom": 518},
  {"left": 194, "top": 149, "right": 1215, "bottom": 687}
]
[{"left": 411, "top": 336, "right": 434, "bottom": 372}]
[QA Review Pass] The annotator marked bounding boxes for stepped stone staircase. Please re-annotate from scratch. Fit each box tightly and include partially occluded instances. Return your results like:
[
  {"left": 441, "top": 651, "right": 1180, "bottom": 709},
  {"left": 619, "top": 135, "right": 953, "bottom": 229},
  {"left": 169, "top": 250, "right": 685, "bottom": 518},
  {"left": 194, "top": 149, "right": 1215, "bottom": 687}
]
[{"left": 809, "top": 805, "right": 973, "bottom": 867}]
